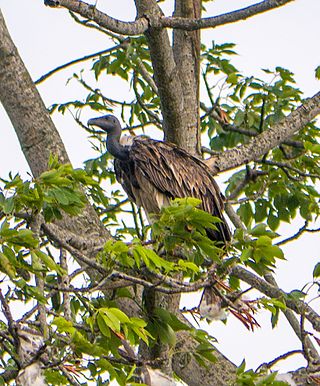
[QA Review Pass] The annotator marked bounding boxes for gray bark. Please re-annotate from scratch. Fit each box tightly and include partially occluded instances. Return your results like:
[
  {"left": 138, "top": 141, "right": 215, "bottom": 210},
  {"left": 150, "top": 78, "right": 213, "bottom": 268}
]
[
  {"left": 0, "top": 8, "right": 109, "bottom": 247},
  {"left": 172, "top": 0, "right": 201, "bottom": 155},
  {"left": 206, "top": 92, "right": 320, "bottom": 173}
]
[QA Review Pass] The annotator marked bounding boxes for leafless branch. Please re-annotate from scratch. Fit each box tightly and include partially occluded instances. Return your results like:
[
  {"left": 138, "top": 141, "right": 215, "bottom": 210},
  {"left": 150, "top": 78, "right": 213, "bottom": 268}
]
[
  {"left": 0, "top": 290, "right": 16, "bottom": 341},
  {"left": 160, "top": 0, "right": 294, "bottom": 30},
  {"left": 35, "top": 43, "right": 126, "bottom": 84},
  {"left": 258, "top": 350, "right": 303, "bottom": 370},
  {"left": 276, "top": 221, "right": 320, "bottom": 246},
  {"left": 95, "top": 270, "right": 211, "bottom": 294},
  {"left": 59, "top": 248, "right": 72, "bottom": 321},
  {"left": 261, "top": 159, "right": 320, "bottom": 180},
  {"left": 69, "top": 10, "right": 126, "bottom": 40},
  {"left": 57, "top": 0, "right": 149, "bottom": 35}
]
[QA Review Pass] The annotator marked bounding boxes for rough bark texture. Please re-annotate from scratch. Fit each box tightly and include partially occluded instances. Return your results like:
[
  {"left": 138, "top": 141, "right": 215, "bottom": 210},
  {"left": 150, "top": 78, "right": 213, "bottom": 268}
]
[
  {"left": 58, "top": 0, "right": 148, "bottom": 35},
  {"left": 0, "top": 9, "right": 109, "bottom": 252},
  {"left": 135, "top": 0, "right": 196, "bottom": 153},
  {"left": 173, "top": 331, "right": 236, "bottom": 386},
  {"left": 0, "top": 10, "right": 69, "bottom": 177},
  {"left": 173, "top": 0, "right": 201, "bottom": 155},
  {"left": 206, "top": 91, "right": 320, "bottom": 173}
]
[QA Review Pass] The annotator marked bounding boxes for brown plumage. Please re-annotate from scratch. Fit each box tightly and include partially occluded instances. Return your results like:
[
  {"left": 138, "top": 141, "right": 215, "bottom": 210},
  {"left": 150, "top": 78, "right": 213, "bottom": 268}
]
[{"left": 87, "top": 115, "right": 231, "bottom": 244}]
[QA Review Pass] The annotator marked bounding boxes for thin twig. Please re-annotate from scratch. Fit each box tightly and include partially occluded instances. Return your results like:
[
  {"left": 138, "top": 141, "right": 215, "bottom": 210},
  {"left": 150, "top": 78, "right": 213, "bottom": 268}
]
[
  {"left": 35, "top": 43, "right": 126, "bottom": 84},
  {"left": 276, "top": 221, "right": 320, "bottom": 246},
  {"left": 261, "top": 159, "right": 320, "bottom": 180},
  {"left": 132, "top": 73, "right": 162, "bottom": 124},
  {"left": 257, "top": 350, "right": 303, "bottom": 371},
  {"left": 69, "top": 10, "right": 126, "bottom": 41}
]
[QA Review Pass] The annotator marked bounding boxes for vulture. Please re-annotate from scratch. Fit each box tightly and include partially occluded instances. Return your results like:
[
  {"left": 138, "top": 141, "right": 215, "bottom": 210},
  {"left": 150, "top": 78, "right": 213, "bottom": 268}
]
[{"left": 87, "top": 115, "right": 231, "bottom": 244}]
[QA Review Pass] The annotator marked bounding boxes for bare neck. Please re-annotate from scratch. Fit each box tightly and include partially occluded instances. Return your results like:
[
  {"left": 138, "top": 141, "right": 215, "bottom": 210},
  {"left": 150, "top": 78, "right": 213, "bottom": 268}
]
[{"left": 106, "top": 133, "right": 129, "bottom": 161}]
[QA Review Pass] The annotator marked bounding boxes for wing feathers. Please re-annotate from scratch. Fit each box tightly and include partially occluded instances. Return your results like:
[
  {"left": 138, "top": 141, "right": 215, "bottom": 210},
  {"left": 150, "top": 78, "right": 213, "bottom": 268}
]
[{"left": 115, "top": 137, "right": 231, "bottom": 243}]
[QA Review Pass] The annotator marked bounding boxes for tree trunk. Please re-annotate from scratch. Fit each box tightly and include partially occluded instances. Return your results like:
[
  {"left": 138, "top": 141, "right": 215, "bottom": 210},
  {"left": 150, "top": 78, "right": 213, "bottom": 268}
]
[
  {"left": 173, "top": 0, "right": 201, "bottom": 155},
  {"left": 0, "top": 5, "right": 238, "bottom": 385},
  {"left": 0, "top": 9, "right": 109, "bottom": 247}
]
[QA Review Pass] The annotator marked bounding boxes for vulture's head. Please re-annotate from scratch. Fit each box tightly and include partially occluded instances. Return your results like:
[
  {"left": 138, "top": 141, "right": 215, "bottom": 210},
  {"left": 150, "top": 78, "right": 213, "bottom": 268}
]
[
  {"left": 87, "top": 115, "right": 121, "bottom": 135},
  {"left": 88, "top": 115, "right": 129, "bottom": 160}
]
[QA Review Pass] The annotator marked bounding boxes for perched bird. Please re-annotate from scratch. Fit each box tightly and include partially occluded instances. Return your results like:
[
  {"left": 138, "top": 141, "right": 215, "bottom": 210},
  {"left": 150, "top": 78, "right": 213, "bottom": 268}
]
[{"left": 88, "top": 115, "right": 231, "bottom": 244}]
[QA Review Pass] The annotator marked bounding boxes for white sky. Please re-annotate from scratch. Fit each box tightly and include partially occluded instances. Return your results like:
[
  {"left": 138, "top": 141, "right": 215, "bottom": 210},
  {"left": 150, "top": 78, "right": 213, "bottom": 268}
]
[{"left": 0, "top": 0, "right": 320, "bottom": 377}]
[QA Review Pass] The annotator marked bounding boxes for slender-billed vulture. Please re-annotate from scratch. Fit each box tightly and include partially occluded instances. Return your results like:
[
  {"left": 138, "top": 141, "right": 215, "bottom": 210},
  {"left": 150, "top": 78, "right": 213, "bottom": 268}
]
[{"left": 88, "top": 115, "right": 231, "bottom": 244}]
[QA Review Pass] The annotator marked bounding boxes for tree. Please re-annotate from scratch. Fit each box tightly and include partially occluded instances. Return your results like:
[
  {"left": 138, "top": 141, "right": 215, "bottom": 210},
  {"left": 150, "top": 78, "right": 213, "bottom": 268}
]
[{"left": 0, "top": 0, "right": 320, "bottom": 385}]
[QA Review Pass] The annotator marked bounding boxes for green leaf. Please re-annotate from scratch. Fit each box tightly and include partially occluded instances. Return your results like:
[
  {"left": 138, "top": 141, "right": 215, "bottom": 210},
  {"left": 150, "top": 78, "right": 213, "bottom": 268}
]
[
  {"left": 256, "top": 235, "right": 272, "bottom": 246},
  {"left": 238, "top": 203, "right": 253, "bottom": 227},
  {"left": 226, "top": 72, "right": 238, "bottom": 84},
  {"left": 3, "top": 197, "right": 14, "bottom": 214},
  {"left": 97, "top": 313, "right": 111, "bottom": 337},
  {"left": 96, "top": 358, "right": 117, "bottom": 379},
  {"left": 108, "top": 308, "right": 130, "bottom": 324},
  {"left": 99, "top": 309, "right": 121, "bottom": 332},
  {"left": 240, "top": 247, "right": 253, "bottom": 262},
  {"left": 271, "top": 307, "right": 280, "bottom": 328},
  {"left": 53, "top": 316, "right": 75, "bottom": 334},
  {"left": 267, "top": 213, "right": 280, "bottom": 231},
  {"left": 196, "top": 343, "right": 217, "bottom": 363},
  {"left": 288, "top": 289, "right": 307, "bottom": 299},
  {"left": 0, "top": 252, "right": 16, "bottom": 279},
  {"left": 313, "top": 262, "right": 320, "bottom": 278},
  {"left": 237, "top": 359, "right": 246, "bottom": 375},
  {"left": 315, "top": 65, "right": 320, "bottom": 80},
  {"left": 33, "top": 250, "right": 65, "bottom": 275}
]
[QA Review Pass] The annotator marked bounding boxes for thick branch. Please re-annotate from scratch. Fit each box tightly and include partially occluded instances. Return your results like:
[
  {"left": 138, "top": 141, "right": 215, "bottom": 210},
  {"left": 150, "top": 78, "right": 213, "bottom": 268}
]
[
  {"left": 135, "top": 0, "right": 189, "bottom": 150},
  {"left": 207, "top": 92, "right": 320, "bottom": 172},
  {"left": 57, "top": 0, "right": 294, "bottom": 34},
  {"left": 0, "top": 9, "right": 70, "bottom": 176},
  {"left": 57, "top": 0, "right": 148, "bottom": 35},
  {"left": 172, "top": 0, "right": 201, "bottom": 155},
  {"left": 173, "top": 331, "right": 236, "bottom": 386},
  {"left": 0, "top": 9, "right": 110, "bottom": 253},
  {"left": 160, "top": 0, "right": 294, "bottom": 30}
]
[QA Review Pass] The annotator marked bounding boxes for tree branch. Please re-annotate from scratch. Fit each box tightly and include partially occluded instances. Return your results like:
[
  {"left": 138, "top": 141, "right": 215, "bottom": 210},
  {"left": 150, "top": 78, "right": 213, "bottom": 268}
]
[
  {"left": 232, "top": 266, "right": 320, "bottom": 333},
  {"left": 134, "top": 0, "right": 189, "bottom": 150},
  {"left": 35, "top": 42, "right": 126, "bottom": 85},
  {"left": 0, "top": 9, "right": 70, "bottom": 176},
  {"left": 264, "top": 274, "right": 320, "bottom": 365},
  {"left": 206, "top": 91, "right": 320, "bottom": 173},
  {"left": 276, "top": 222, "right": 320, "bottom": 246},
  {"left": 160, "top": 0, "right": 294, "bottom": 30},
  {"left": 56, "top": 0, "right": 149, "bottom": 35},
  {"left": 200, "top": 102, "right": 305, "bottom": 149}
]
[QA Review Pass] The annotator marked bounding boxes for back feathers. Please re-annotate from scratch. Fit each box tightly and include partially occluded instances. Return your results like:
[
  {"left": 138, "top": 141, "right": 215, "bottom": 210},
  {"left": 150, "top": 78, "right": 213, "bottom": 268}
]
[{"left": 114, "top": 137, "right": 231, "bottom": 244}]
